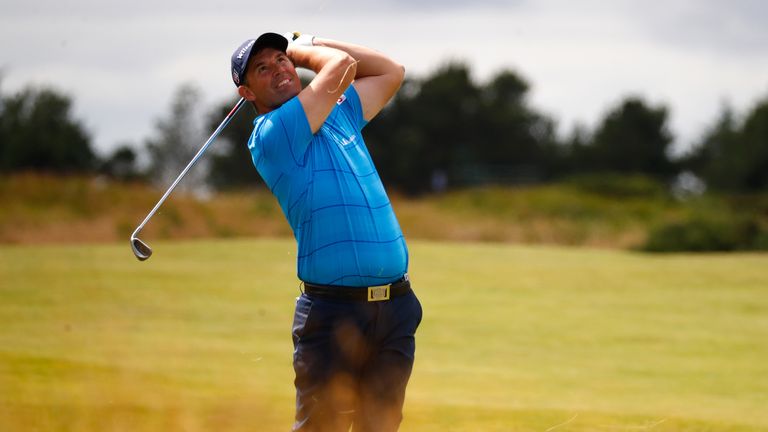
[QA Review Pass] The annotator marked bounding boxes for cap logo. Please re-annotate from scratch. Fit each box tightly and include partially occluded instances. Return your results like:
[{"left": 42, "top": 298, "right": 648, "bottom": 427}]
[
  {"left": 232, "top": 71, "right": 240, "bottom": 85},
  {"left": 237, "top": 40, "right": 256, "bottom": 60}
]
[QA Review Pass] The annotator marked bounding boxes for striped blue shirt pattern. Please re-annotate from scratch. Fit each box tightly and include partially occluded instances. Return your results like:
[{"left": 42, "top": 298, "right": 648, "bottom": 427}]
[{"left": 247, "top": 85, "right": 408, "bottom": 287}]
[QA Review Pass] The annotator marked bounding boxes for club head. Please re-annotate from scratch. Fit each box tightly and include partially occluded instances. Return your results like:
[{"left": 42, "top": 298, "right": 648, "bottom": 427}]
[{"left": 131, "top": 237, "right": 153, "bottom": 261}]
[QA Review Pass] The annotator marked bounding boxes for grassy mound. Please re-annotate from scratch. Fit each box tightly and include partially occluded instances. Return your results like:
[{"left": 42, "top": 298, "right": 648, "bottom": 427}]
[{"left": 2, "top": 173, "right": 767, "bottom": 251}]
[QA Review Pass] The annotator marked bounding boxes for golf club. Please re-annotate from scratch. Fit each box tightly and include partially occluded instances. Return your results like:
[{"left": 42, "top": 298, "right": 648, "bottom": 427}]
[{"left": 130, "top": 97, "right": 247, "bottom": 261}]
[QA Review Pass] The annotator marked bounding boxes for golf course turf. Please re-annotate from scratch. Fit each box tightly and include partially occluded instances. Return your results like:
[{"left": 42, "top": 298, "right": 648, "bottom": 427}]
[{"left": 1, "top": 238, "right": 767, "bottom": 431}]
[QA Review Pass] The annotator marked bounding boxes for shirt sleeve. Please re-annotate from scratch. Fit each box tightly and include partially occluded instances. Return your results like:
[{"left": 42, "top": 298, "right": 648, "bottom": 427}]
[
  {"left": 345, "top": 84, "right": 368, "bottom": 130},
  {"left": 253, "top": 96, "right": 313, "bottom": 168}
]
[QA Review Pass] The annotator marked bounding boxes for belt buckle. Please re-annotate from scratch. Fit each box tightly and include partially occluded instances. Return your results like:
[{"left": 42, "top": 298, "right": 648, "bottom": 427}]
[{"left": 368, "top": 285, "right": 390, "bottom": 302}]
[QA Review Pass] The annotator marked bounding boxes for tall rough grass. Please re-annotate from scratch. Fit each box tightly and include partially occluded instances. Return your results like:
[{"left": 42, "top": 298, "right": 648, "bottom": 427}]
[{"left": 1, "top": 173, "right": 766, "bottom": 250}]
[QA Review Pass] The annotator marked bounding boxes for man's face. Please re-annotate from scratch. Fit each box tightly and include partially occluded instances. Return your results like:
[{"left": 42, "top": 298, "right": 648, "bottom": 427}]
[{"left": 241, "top": 47, "right": 301, "bottom": 113}]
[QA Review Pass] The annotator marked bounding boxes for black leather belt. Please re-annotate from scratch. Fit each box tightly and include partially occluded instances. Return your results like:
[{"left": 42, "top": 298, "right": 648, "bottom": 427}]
[{"left": 302, "top": 275, "right": 411, "bottom": 302}]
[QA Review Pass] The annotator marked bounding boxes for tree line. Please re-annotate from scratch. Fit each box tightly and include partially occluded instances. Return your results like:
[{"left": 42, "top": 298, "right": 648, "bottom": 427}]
[{"left": 2, "top": 63, "right": 767, "bottom": 195}]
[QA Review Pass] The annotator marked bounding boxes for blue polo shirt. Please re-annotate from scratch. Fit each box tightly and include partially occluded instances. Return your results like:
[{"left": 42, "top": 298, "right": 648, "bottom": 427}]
[{"left": 247, "top": 85, "right": 408, "bottom": 287}]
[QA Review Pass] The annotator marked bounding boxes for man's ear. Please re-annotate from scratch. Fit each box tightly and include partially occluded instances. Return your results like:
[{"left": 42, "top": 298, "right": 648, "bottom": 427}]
[{"left": 238, "top": 85, "right": 255, "bottom": 101}]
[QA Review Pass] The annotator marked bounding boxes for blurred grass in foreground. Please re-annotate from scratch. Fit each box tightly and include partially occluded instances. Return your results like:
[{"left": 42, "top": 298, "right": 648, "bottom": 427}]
[
  {"left": 3, "top": 173, "right": 767, "bottom": 250},
  {"left": 1, "top": 239, "right": 767, "bottom": 431}
]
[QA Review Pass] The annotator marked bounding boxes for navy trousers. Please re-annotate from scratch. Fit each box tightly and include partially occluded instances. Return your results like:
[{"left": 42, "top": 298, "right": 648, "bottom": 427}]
[{"left": 291, "top": 289, "right": 422, "bottom": 432}]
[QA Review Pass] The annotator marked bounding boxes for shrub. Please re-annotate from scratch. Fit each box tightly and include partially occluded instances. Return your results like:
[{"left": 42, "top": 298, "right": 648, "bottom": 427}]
[
  {"left": 564, "top": 173, "right": 667, "bottom": 199},
  {"left": 642, "top": 214, "right": 766, "bottom": 252}
]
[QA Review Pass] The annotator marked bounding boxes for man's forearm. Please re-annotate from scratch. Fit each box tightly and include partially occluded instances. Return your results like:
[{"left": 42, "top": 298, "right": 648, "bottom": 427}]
[
  {"left": 288, "top": 44, "right": 354, "bottom": 76},
  {"left": 312, "top": 38, "right": 403, "bottom": 80},
  {"left": 289, "top": 34, "right": 403, "bottom": 122},
  {"left": 286, "top": 43, "right": 357, "bottom": 133}
]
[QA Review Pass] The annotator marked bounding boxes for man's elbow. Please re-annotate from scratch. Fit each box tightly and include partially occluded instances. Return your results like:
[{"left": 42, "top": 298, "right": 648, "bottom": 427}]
[
  {"left": 341, "top": 53, "right": 359, "bottom": 79},
  {"left": 330, "top": 53, "right": 358, "bottom": 89},
  {"left": 384, "top": 63, "right": 405, "bottom": 93},
  {"left": 393, "top": 63, "right": 405, "bottom": 86},
  {"left": 340, "top": 52, "right": 358, "bottom": 69}
]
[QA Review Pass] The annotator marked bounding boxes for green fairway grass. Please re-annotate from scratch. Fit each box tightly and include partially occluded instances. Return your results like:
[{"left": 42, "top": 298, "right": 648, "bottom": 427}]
[{"left": 1, "top": 239, "right": 767, "bottom": 431}]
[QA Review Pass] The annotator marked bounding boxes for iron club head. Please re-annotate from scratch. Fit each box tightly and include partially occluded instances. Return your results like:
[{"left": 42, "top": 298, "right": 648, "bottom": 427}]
[{"left": 131, "top": 236, "right": 153, "bottom": 261}]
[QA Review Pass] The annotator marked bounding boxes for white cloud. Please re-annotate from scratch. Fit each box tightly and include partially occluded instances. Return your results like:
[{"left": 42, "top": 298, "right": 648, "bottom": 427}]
[{"left": 2, "top": 0, "right": 767, "bottom": 155}]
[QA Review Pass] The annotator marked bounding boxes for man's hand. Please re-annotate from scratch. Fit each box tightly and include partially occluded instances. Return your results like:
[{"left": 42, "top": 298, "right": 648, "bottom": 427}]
[{"left": 283, "top": 31, "right": 315, "bottom": 47}]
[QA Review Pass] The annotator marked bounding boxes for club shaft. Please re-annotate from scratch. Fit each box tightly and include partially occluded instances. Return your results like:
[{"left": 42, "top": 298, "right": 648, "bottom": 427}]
[{"left": 131, "top": 97, "right": 247, "bottom": 240}]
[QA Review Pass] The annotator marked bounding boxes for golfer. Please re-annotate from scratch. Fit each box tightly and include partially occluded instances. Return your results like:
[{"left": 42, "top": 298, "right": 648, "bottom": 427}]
[{"left": 230, "top": 32, "right": 422, "bottom": 431}]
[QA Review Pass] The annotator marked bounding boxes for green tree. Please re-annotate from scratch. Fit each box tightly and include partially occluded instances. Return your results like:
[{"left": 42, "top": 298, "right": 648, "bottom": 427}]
[
  {"left": 475, "top": 70, "right": 558, "bottom": 184},
  {"left": 687, "top": 97, "right": 768, "bottom": 191},
  {"left": 366, "top": 63, "right": 557, "bottom": 193},
  {"left": 0, "top": 85, "right": 95, "bottom": 173},
  {"left": 683, "top": 106, "right": 739, "bottom": 190},
  {"left": 584, "top": 96, "right": 676, "bottom": 179},
  {"left": 205, "top": 97, "right": 263, "bottom": 190},
  {"left": 100, "top": 143, "right": 142, "bottom": 181},
  {"left": 557, "top": 123, "right": 592, "bottom": 177},
  {"left": 478, "top": 71, "right": 536, "bottom": 163},
  {"left": 144, "top": 83, "right": 207, "bottom": 191},
  {"left": 365, "top": 76, "right": 434, "bottom": 194},
  {"left": 739, "top": 99, "right": 768, "bottom": 190},
  {"left": 405, "top": 62, "right": 481, "bottom": 190}
]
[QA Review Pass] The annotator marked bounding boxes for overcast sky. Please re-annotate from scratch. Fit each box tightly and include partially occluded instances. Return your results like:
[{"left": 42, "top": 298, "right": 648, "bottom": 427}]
[{"left": 2, "top": 0, "right": 768, "bottom": 156}]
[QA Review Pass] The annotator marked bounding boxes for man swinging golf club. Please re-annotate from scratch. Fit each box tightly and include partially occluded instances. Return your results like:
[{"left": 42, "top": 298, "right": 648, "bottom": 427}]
[{"left": 230, "top": 32, "right": 422, "bottom": 431}]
